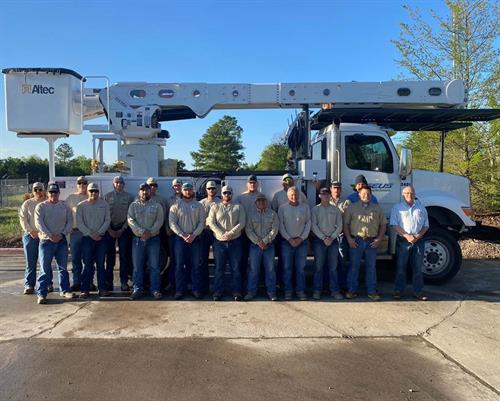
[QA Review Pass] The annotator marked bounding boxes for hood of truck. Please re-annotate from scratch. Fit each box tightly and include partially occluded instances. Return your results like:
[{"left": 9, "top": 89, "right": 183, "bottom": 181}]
[{"left": 413, "top": 170, "right": 471, "bottom": 206}]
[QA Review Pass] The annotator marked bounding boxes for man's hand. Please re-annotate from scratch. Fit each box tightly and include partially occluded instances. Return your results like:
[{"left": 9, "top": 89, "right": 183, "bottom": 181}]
[
  {"left": 185, "top": 234, "right": 195, "bottom": 244},
  {"left": 370, "top": 238, "right": 382, "bottom": 248},
  {"left": 116, "top": 228, "right": 124, "bottom": 239},
  {"left": 141, "top": 230, "right": 152, "bottom": 241},
  {"left": 258, "top": 240, "right": 267, "bottom": 250},
  {"left": 49, "top": 234, "right": 63, "bottom": 243},
  {"left": 29, "top": 230, "right": 39, "bottom": 239},
  {"left": 323, "top": 237, "right": 333, "bottom": 246},
  {"left": 90, "top": 232, "right": 102, "bottom": 241},
  {"left": 347, "top": 237, "right": 357, "bottom": 249},
  {"left": 107, "top": 228, "right": 118, "bottom": 239},
  {"left": 289, "top": 238, "right": 303, "bottom": 248},
  {"left": 221, "top": 232, "right": 231, "bottom": 241}
]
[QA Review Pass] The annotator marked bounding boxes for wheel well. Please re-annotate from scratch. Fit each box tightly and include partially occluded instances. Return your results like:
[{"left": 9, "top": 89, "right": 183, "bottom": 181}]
[{"left": 426, "top": 206, "right": 463, "bottom": 229}]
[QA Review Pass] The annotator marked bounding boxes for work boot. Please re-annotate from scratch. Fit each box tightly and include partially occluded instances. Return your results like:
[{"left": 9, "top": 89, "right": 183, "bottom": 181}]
[
  {"left": 23, "top": 287, "right": 34, "bottom": 295},
  {"left": 37, "top": 295, "right": 47, "bottom": 305}
]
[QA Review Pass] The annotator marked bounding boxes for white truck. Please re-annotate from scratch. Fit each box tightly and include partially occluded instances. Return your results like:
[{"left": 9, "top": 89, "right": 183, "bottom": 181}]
[{"left": 3, "top": 67, "right": 499, "bottom": 283}]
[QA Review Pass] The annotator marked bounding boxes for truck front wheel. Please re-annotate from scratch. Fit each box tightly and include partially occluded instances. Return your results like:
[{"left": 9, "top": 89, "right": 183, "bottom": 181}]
[{"left": 422, "top": 227, "right": 462, "bottom": 284}]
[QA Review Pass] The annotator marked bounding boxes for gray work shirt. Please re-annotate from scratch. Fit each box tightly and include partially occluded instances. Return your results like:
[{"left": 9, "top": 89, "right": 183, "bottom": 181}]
[
  {"left": 311, "top": 203, "right": 343, "bottom": 240},
  {"left": 76, "top": 199, "right": 111, "bottom": 237},
  {"left": 127, "top": 199, "right": 164, "bottom": 237},
  {"left": 65, "top": 193, "right": 87, "bottom": 229},
  {"left": 235, "top": 191, "right": 264, "bottom": 215},
  {"left": 199, "top": 197, "right": 221, "bottom": 229},
  {"left": 278, "top": 202, "right": 311, "bottom": 241},
  {"left": 104, "top": 190, "right": 134, "bottom": 231},
  {"left": 35, "top": 201, "right": 73, "bottom": 241},
  {"left": 245, "top": 207, "right": 279, "bottom": 245},
  {"left": 169, "top": 199, "right": 206, "bottom": 237}
]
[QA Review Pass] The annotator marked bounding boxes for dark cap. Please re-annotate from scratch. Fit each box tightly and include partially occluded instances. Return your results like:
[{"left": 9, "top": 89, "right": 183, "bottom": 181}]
[
  {"left": 355, "top": 175, "right": 368, "bottom": 185},
  {"left": 47, "top": 183, "right": 60, "bottom": 193},
  {"left": 247, "top": 174, "right": 258, "bottom": 183},
  {"left": 319, "top": 187, "right": 331, "bottom": 195},
  {"left": 255, "top": 193, "right": 267, "bottom": 202},
  {"left": 113, "top": 175, "right": 124, "bottom": 183},
  {"left": 330, "top": 181, "right": 342, "bottom": 188},
  {"left": 359, "top": 184, "right": 372, "bottom": 192},
  {"left": 139, "top": 182, "right": 150, "bottom": 190},
  {"left": 182, "top": 182, "right": 193, "bottom": 190}
]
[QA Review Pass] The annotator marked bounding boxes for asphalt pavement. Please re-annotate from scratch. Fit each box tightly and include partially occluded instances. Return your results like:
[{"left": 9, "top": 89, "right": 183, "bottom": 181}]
[{"left": 0, "top": 256, "right": 499, "bottom": 401}]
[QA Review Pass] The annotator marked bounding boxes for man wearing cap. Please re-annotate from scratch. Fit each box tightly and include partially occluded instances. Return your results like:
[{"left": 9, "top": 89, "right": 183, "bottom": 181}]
[
  {"left": 76, "top": 183, "right": 111, "bottom": 298},
  {"left": 104, "top": 176, "right": 134, "bottom": 291},
  {"left": 165, "top": 178, "right": 183, "bottom": 291},
  {"left": 278, "top": 186, "right": 311, "bottom": 301},
  {"left": 128, "top": 183, "right": 164, "bottom": 300},
  {"left": 65, "top": 176, "right": 88, "bottom": 291},
  {"left": 199, "top": 180, "right": 221, "bottom": 294},
  {"left": 146, "top": 177, "right": 169, "bottom": 282},
  {"left": 330, "top": 180, "right": 350, "bottom": 293},
  {"left": 312, "top": 187, "right": 343, "bottom": 300},
  {"left": 208, "top": 185, "right": 246, "bottom": 301},
  {"left": 347, "top": 175, "right": 379, "bottom": 204},
  {"left": 390, "top": 185, "right": 429, "bottom": 301},
  {"left": 19, "top": 182, "right": 47, "bottom": 294},
  {"left": 244, "top": 193, "right": 279, "bottom": 301},
  {"left": 271, "top": 173, "right": 307, "bottom": 211},
  {"left": 169, "top": 182, "right": 206, "bottom": 299},
  {"left": 34, "top": 183, "right": 75, "bottom": 304},
  {"left": 343, "top": 185, "right": 386, "bottom": 301}
]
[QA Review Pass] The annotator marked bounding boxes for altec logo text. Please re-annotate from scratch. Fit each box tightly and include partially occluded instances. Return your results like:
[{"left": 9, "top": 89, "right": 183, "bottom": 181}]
[{"left": 21, "top": 84, "right": 55, "bottom": 94}]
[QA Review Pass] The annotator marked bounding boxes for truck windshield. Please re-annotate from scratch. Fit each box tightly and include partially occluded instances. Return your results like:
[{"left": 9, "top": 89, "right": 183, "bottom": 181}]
[{"left": 345, "top": 134, "right": 394, "bottom": 173}]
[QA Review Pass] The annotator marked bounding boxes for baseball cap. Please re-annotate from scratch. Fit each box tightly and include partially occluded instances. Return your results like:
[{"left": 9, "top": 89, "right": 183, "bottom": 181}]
[
  {"left": 32, "top": 182, "right": 44, "bottom": 190},
  {"left": 88, "top": 183, "right": 99, "bottom": 191},
  {"left": 319, "top": 187, "right": 331, "bottom": 195},
  {"left": 146, "top": 177, "right": 157, "bottom": 185},
  {"left": 255, "top": 193, "right": 267, "bottom": 202},
  {"left": 247, "top": 174, "right": 257, "bottom": 183},
  {"left": 172, "top": 178, "right": 183, "bottom": 186},
  {"left": 47, "top": 183, "right": 60, "bottom": 193},
  {"left": 331, "top": 181, "right": 342, "bottom": 188},
  {"left": 139, "top": 182, "right": 150, "bottom": 190},
  {"left": 76, "top": 176, "right": 87, "bottom": 184},
  {"left": 282, "top": 173, "right": 293, "bottom": 181},
  {"left": 113, "top": 175, "right": 124, "bottom": 183},
  {"left": 221, "top": 185, "right": 233, "bottom": 194},
  {"left": 206, "top": 180, "right": 217, "bottom": 189},
  {"left": 355, "top": 175, "right": 368, "bottom": 185},
  {"left": 182, "top": 182, "right": 193, "bottom": 190}
]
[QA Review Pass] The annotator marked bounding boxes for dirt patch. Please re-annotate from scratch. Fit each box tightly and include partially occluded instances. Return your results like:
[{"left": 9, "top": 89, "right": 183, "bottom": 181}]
[{"left": 0, "top": 235, "right": 22, "bottom": 248}]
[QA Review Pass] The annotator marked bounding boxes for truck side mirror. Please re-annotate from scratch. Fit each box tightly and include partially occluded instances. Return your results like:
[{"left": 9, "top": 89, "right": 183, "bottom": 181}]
[{"left": 399, "top": 147, "right": 413, "bottom": 179}]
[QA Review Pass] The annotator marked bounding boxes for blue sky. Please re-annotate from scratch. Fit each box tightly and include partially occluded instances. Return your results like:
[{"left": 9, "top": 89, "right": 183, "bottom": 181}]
[{"left": 0, "top": 0, "right": 448, "bottom": 169}]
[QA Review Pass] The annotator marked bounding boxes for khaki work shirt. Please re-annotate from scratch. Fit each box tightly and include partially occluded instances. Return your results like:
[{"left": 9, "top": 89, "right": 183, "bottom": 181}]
[
  {"left": 169, "top": 199, "right": 206, "bottom": 237},
  {"left": 311, "top": 203, "right": 343, "bottom": 240},
  {"left": 105, "top": 190, "right": 134, "bottom": 231},
  {"left": 278, "top": 203, "right": 311, "bottom": 241},
  {"left": 208, "top": 202, "right": 246, "bottom": 241},
  {"left": 245, "top": 207, "right": 279, "bottom": 245},
  {"left": 19, "top": 197, "right": 45, "bottom": 233},
  {"left": 65, "top": 193, "right": 87, "bottom": 229},
  {"left": 271, "top": 189, "right": 307, "bottom": 212},
  {"left": 35, "top": 201, "right": 73, "bottom": 241},
  {"left": 343, "top": 201, "right": 386, "bottom": 239},
  {"left": 199, "top": 197, "right": 221, "bottom": 228},
  {"left": 127, "top": 199, "right": 164, "bottom": 237}
]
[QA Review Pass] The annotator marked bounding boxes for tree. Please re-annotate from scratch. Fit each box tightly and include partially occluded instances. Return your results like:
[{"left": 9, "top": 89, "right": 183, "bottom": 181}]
[
  {"left": 176, "top": 159, "right": 186, "bottom": 171},
  {"left": 54, "top": 143, "right": 74, "bottom": 164},
  {"left": 191, "top": 116, "right": 245, "bottom": 171},
  {"left": 392, "top": 0, "right": 499, "bottom": 211},
  {"left": 255, "top": 137, "right": 290, "bottom": 171}
]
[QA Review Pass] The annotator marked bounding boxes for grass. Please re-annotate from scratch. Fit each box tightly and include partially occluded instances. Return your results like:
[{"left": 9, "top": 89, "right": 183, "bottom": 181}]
[{"left": 0, "top": 207, "right": 22, "bottom": 247}]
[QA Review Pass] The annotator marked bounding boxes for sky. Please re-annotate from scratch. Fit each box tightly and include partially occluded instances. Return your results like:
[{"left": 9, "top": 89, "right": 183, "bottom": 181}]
[{"left": 0, "top": 0, "right": 450, "bottom": 169}]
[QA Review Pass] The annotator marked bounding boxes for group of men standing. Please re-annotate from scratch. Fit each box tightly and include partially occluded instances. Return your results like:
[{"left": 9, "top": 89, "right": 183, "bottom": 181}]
[{"left": 19, "top": 172, "right": 430, "bottom": 304}]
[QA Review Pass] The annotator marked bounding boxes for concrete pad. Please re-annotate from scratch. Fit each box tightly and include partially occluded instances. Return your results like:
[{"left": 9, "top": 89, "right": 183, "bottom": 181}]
[{"left": 425, "top": 300, "right": 500, "bottom": 391}]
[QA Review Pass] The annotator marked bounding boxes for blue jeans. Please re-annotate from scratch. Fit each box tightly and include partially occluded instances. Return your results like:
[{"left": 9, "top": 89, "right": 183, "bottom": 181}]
[
  {"left": 213, "top": 237, "right": 242, "bottom": 295},
  {"left": 81, "top": 236, "right": 107, "bottom": 292},
  {"left": 347, "top": 237, "right": 378, "bottom": 294},
  {"left": 313, "top": 238, "right": 340, "bottom": 293},
  {"left": 70, "top": 230, "right": 84, "bottom": 286},
  {"left": 395, "top": 237, "right": 425, "bottom": 294},
  {"left": 132, "top": 235, "right": 160, "bottom": 294},
  {"left": 22, "top": 233, "right": 39, "bottom": 288},
  {"left": 105, "top": 228, "right": 133, "bottom": 287},
  {"left": 199, "top": 229, "right": 214, "bottom": 293},
  {"left": 281, "top": 239, "right": 308, "bottom": 294},
  {"left": 247, "top": 242, "right": 276, "bottom": 296},
  {"left": 174, "top": 235, "right": 201, "bottom": 294},
  {"left": 37, "top": 238, "right": 70, "bottom": 297}
]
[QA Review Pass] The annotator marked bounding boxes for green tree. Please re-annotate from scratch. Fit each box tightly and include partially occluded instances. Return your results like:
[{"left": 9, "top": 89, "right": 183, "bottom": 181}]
[
  {"left": 255, "top": 138, "right": 290, "bottom": 171},
  {"left": 393, "top": 0, "right": 499, "bottom": 211},
  {"left": 176, "top": 159, "right": 186, "bottom": 171},
  {"left": 191, "top": 116, "right": 245, "bottom": 170},
  {"left": 54, "top": 143, "right": 74, "bottom": 164}
]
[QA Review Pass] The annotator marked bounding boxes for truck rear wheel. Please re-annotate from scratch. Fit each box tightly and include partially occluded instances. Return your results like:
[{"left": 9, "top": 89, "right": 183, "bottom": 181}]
[{"left": 422, "top": 227, "right": 462, "bottom": 284}]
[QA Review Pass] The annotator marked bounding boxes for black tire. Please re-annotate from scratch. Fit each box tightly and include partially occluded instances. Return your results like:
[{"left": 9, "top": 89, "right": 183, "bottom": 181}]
[{"left": 422, "top": 227, "right": 462, "bottom": 284}]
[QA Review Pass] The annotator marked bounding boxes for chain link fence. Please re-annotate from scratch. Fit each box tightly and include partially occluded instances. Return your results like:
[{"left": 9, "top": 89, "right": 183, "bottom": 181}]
[{"left": 0, "top": 177, "right": 29, "bottom": 208}]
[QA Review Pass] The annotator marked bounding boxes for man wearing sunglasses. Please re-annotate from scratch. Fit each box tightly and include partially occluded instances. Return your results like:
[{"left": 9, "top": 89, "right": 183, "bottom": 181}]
[
  {"left": 208, "top": 185, "right": 246, "bottom": 301},
  {"left": 19, "top": 182, "right": 47, "bottom": 294},
  {"left": 76, "top": 183, "right": 111, "bottom": 298},
  {"left": 199, "top": 180, "right": 221, "bottom": 294},
  {"left": 164, "top": 178, "right": 184, "bottom": 291},
  {"left": 104, "top": 176, "right": 134, "bottom": 291},
  {"left": 34, "top": 183, "right": 75, "bottom": 304},
  {"left": 169, "top": 182, "right": 206, "bottom": 299},
  {"left": 128, "top": 183, "right": 164, "bottom": 300},
  {"left": 66, "top": 176, "right": 89, "bottom": 292}
]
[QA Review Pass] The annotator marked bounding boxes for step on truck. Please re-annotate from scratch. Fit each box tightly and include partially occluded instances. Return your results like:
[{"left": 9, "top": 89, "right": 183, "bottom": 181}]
[{"left": 3, "top": 67, "right": 499, "bottom": 283}]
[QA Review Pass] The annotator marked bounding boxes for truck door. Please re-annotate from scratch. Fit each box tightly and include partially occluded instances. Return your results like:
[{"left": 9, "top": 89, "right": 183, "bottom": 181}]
[{"left": 341, "top": 131, "right": 400, "bottom": 215}]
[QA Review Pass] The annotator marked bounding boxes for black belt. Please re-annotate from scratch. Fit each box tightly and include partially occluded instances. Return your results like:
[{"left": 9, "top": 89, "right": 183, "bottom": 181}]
[{"left": 354, "top": 236, "right": 376, "bottom": 241}]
